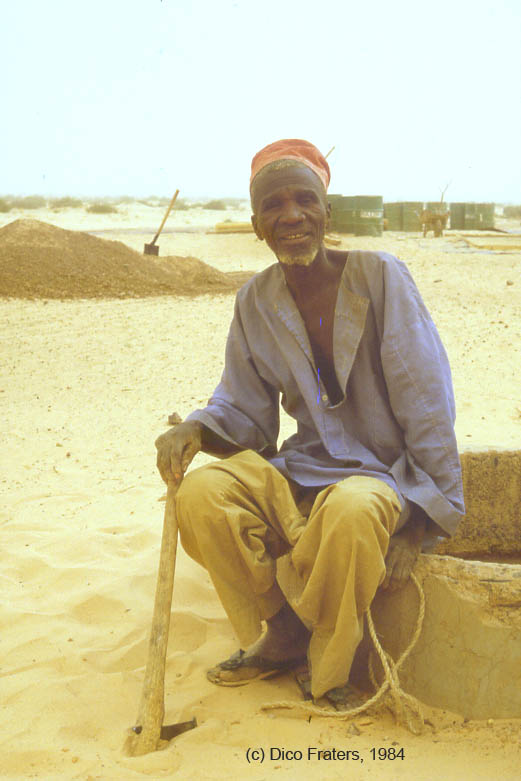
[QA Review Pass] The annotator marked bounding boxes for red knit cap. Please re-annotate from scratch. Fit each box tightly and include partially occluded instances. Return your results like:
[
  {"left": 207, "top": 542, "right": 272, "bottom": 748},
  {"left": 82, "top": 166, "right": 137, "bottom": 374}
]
[{"left": 250, "top": 139, "right": 330, "bottom": 192}]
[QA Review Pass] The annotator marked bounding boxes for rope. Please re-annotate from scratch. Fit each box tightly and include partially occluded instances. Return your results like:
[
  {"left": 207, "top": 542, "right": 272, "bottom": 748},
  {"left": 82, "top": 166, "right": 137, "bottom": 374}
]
[{"left": 261, "top": 573, "right": 426, "bottom": 735}]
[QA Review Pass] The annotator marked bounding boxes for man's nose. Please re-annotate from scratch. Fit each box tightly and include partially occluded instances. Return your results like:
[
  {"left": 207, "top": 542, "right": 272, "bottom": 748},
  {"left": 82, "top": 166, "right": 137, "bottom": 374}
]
[{"left": 280, "top": 200, "right": 305, "bottom": 222}]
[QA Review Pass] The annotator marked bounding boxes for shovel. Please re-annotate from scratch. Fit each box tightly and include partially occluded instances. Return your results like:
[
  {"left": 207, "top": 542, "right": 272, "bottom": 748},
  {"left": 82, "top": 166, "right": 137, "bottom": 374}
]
[
  {"left": 124, "top": 480, "right": 196, "bottom": 756},
  {"left": 144, "top": 189, "right": 180, "bottom": 255}
]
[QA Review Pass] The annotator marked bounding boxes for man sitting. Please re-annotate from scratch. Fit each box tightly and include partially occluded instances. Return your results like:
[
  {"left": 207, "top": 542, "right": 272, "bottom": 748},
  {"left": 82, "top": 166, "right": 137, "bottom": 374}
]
[{"left": 155, "top": 139, "right": 464, "bottom": 708}]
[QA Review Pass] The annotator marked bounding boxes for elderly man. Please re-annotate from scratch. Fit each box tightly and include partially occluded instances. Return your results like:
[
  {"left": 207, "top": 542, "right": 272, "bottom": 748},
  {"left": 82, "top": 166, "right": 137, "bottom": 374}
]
[{"left": 155, "top": 139, "right": 464, "bottom": 707}]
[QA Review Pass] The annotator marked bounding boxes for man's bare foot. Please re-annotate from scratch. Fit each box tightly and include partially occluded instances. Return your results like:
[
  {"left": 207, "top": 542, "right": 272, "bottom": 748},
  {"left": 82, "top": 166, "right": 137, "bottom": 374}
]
[
  {"left": 207, "top": 602, "right": 310, "bottom": 686},
  {"left": 246, "top": 602, "right": 310, "bottom": 662},
  {"left": 316, "top": 682, "right": 367, "bottom": 710}
]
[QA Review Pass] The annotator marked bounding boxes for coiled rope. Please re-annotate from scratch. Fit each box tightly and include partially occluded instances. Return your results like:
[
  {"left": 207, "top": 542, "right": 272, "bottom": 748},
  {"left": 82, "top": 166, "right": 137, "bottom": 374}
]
[{"left": 261, "top": 573, "right": 426, "bottom": 735}]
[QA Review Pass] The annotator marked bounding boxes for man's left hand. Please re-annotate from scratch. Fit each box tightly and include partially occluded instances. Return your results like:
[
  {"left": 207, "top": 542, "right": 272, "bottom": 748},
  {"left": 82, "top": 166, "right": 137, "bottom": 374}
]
[
  {"left": 382, "top": 511, "right": 427, "bottom": 591},
  {"left": 382, "top": 531, "right": 422, "bottom": 591}
]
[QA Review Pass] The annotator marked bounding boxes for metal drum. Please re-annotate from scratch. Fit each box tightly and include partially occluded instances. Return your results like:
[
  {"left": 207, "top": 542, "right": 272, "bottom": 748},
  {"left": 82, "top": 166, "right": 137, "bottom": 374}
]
[{"left": 350, "top": 196, "right": 384, "bottom": 236}]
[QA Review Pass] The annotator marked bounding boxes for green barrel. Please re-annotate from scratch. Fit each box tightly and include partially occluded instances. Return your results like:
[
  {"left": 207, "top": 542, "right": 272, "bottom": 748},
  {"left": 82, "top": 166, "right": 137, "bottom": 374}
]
[
  {"left": 476, "top": 203, "right": 495, "bottom": 229},
  {"left": 384, "top": 202, "right": 423, "bottom": 231},
  {"left": 327, "top": 194, "right": 345, "bottom": 212},
  {"left": 463, "top": 203, "right": 478, "bottom": 230},
  {"left": 402, "top": 202, "right": 424, "bottom": 231},
  {"left": 450, "top": 203, "right": 465, "bottom": 230},
  {"left": 328, "top": 195, "right": 357, "bottom": 233},
  {"left": 350, "top": 196, "right": 384, "bottom": 236},
  {"left": 461, "top": 203, "right": 495, "bottom": 230},
  {"left": 327, "top": 194, "right": 343, "bottom": 231},
  {"left": 384, "top": 202, "right": 402, "bottom": 231}
]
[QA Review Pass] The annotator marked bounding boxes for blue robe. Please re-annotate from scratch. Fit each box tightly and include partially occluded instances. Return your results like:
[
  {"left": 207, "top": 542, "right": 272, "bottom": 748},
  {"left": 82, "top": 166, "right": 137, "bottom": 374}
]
[{"left": 187, "top": 251, "right": 464, "bottom": 537}]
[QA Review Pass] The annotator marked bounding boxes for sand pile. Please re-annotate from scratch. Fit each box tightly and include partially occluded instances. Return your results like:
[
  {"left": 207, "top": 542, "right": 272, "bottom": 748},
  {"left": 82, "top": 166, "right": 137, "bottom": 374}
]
[{"left": 0, "top": 218, "right": 253, "bottom": 299}]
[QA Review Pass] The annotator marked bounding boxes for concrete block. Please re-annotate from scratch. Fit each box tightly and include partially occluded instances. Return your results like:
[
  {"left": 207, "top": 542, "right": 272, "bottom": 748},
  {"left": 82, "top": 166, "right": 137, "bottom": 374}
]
[
  {"left": 365, "top": 554, "right": 521, "bottom": 720},
  {"left": 436, "top": 449, "right": 521, "bottom": 558}
]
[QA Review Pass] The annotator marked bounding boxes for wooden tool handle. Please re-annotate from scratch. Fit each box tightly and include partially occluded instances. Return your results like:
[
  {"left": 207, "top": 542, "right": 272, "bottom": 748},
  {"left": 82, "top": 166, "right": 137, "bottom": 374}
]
[
  {"left": 125, "top": 482, "right": 179, "bottom": 756},
  {"left": 152, "top": 190, "right": 180, "bottom": 245}
]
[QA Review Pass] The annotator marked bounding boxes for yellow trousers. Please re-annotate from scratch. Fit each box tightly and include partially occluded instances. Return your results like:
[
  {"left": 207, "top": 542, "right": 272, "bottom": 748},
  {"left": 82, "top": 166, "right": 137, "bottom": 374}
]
[{"left": 176, "top": 450, "right": 400, "bottom": 698}]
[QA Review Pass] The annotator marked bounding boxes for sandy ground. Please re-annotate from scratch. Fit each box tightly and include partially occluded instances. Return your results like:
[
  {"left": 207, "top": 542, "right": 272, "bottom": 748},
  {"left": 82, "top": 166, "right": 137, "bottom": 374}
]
[{"left": 1, "top": 203, "right": 521, "bottom": 779}]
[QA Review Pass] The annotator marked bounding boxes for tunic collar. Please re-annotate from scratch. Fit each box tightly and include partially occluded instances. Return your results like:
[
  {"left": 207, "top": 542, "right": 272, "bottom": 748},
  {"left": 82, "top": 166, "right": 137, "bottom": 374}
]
[{"left": 271, "top": 257, "right": 369, "bottom": 394}]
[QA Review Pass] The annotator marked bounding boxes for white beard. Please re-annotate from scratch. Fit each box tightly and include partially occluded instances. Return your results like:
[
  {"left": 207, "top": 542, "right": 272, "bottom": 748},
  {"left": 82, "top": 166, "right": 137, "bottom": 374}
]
[
  {"left": 278, "top": 251, "right": 316, "bottom": 267},
  {"left": 277, "top": 238, "right": 320, "bottom": 267}
]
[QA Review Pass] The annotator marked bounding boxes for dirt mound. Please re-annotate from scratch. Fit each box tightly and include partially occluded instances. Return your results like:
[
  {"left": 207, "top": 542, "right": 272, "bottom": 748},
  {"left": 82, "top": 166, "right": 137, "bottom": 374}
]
[{"left": 0, "top": 219, "right": 253, "bottom": 299}]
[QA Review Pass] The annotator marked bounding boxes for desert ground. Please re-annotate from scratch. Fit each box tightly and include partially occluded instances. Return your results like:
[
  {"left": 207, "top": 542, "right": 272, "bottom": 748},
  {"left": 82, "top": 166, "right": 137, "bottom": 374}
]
[{"left": 1, "top": 199, "right": 520, "bottom": 780}]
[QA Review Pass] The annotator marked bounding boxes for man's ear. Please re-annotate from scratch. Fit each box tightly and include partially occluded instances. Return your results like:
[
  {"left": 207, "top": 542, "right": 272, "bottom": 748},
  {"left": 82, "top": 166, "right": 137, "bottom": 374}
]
[
  {"left": 325, "top": 201, "right": 332, "bottom": 231},
  {"left": 251, "top": 214, "right": 263, "bottom": 241}
]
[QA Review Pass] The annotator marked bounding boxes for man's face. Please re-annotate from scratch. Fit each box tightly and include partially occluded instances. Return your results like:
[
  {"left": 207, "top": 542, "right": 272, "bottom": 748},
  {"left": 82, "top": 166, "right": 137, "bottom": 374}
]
[{"left": 251, "top": 164, "right": 330, "bottom": 267}]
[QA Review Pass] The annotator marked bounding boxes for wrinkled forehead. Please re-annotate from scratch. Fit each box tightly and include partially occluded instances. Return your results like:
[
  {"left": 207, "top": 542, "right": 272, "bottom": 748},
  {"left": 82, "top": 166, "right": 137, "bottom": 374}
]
[{"left": 250, "top": 161, "right": 327, "bottom": 212}]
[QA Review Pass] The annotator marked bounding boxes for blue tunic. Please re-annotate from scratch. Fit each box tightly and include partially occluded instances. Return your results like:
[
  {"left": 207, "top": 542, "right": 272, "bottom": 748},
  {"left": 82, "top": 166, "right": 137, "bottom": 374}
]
[{"left": 187, "top": 251, "right": 464, "bottom": 536}]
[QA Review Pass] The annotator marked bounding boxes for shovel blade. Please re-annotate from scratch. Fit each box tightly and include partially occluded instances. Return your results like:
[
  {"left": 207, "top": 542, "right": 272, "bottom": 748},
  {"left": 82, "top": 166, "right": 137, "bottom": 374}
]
[{"left": 144, "top": 243, "right": 159, "bottom": 256}]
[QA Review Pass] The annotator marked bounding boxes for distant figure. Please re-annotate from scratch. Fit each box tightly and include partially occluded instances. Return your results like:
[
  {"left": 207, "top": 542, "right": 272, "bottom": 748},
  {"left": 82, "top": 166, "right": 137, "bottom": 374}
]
[{"left": 420, "top": 209, "right": 449, "bottom": 237}]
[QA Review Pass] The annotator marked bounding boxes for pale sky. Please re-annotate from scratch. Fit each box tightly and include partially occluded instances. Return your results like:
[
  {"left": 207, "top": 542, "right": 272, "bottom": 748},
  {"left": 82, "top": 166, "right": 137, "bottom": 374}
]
[{"left": 3, "top": 0, "right": 521, "bottom": 202}]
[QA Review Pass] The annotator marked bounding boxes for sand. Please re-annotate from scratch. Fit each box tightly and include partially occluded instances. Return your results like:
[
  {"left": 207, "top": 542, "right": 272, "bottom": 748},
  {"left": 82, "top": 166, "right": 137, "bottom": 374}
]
[{"left": 1, "top": 203, "right": 520, "bottom": 779}]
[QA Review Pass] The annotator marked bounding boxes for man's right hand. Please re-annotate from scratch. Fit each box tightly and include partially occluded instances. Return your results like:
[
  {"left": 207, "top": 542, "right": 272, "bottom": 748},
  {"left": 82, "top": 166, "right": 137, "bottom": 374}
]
[{"left": 155, "top": 420, "right": 203, "bottom": 485}]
